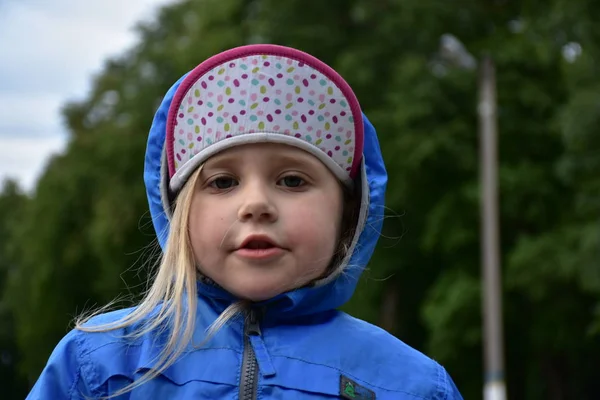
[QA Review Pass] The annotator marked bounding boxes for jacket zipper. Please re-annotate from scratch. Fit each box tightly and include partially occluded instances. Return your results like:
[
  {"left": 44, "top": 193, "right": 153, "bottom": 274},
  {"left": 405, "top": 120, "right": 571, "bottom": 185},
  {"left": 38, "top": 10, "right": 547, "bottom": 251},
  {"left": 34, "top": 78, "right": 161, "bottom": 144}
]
[{"left": 240, "top": 309, "right": 260, "bottom": 400}]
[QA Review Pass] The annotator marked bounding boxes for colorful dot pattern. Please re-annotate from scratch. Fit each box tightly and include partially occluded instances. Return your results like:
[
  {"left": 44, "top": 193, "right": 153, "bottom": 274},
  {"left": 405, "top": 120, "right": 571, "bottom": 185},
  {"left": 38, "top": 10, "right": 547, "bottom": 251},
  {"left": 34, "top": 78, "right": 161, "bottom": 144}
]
[{"left": 172, "top": 54, "right": 357, "bottom": 175}]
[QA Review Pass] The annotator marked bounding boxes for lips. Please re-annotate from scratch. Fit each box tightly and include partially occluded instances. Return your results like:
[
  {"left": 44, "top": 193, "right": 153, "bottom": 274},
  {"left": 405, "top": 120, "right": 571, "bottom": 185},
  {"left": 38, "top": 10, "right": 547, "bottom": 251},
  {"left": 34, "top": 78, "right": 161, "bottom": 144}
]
[
  {"left": 235, "top": 234, "right": 285, "bottom": 261},
  {"left": 239, "top": 234, "right": 280, "bottom": 250}
]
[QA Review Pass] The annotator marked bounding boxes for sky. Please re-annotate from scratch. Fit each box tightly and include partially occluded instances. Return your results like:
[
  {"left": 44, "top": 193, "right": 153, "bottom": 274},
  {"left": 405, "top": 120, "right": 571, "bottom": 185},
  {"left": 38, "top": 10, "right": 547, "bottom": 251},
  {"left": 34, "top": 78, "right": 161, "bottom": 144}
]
[{"left": 0, "top": 0, "right": 174, "bottom": 191}]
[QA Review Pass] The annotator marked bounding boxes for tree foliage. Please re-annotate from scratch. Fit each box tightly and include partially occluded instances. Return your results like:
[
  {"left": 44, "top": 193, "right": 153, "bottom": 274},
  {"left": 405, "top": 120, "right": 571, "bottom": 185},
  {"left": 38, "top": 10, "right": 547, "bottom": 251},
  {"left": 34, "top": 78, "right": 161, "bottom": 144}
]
[{"left": 1, "top": 0, "right": 599, "bottom": 398}]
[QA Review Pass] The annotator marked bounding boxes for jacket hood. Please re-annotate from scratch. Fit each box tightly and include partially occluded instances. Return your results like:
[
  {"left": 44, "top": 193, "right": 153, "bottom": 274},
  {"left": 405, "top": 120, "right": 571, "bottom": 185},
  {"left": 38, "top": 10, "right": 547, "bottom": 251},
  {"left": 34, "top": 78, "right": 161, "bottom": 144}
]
[{"left": 144, "top": 46, "right": 387, "bottom": 318}]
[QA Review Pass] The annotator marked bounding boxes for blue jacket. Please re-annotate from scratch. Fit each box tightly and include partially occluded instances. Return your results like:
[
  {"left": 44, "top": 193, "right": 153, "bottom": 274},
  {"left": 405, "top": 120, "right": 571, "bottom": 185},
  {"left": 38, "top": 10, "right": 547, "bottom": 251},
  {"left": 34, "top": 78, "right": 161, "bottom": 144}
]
[{"left": 27, "top": 73, "right": 463, "bottom": 399}]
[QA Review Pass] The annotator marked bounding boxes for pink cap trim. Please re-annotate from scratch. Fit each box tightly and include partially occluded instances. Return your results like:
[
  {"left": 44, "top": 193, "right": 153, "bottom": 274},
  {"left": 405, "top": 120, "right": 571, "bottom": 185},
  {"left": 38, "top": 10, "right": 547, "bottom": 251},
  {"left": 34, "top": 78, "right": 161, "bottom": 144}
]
[{"left": 166, "top": 44, "right": 363, "bottom": 181}]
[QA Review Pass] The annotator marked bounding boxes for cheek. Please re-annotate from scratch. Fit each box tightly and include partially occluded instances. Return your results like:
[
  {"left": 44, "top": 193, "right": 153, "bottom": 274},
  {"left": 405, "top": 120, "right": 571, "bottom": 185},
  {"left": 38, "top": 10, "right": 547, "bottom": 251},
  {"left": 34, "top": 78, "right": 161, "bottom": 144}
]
[
  {"left": 188, "top": 201, "right": 203, "bottom": 242},
  {"left": 188, "top": 209, "right": 206, "bottom": 261},
  {"left": 285, "top": 194, "right": 342, "bottom": 254},
  {"left": 188, "top": 200, "right": 228, "bottom": 257}
]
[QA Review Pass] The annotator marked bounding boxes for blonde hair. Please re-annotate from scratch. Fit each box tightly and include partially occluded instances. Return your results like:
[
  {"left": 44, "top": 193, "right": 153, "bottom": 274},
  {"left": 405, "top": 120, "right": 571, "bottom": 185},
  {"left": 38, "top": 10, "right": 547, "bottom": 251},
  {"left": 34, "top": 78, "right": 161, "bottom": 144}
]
[
  {"left": 76, "top": 163, "right": 359, "bottom": 398},
  {"left": 76, "top": 167, "right": 209, "bottom": 397}
]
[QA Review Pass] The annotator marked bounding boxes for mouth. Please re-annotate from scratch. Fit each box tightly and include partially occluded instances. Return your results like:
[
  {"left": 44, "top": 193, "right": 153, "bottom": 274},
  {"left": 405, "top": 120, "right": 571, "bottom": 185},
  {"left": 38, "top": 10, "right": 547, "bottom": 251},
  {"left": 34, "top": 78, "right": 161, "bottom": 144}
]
[
  {"left": 239, "top": 234, "right": 281, "bottom": 250},
  {"left": 235, "top": 235, "right": 285, "bottom": 261}
]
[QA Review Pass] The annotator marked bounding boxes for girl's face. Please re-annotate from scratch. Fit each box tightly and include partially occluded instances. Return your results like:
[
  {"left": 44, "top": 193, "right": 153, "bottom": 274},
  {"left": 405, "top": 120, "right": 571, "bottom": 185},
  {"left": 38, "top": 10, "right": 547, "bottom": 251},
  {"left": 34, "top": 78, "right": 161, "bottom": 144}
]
[{"left": 188, "top": 143, "right": 344, "bottom": 301}]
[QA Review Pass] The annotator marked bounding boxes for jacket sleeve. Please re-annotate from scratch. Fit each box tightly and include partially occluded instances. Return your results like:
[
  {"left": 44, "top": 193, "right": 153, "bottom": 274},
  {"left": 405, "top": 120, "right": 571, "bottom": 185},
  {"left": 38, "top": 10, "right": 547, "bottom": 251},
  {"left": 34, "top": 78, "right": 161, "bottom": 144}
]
[{"left": 26, "top": 329, "right": 94, "bottom": 400}]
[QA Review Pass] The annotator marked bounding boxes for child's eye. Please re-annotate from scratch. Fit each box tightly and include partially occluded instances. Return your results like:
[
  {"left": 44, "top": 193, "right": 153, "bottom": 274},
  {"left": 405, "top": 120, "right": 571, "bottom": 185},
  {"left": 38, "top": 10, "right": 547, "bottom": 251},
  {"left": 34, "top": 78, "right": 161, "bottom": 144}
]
[
  {"left": 209, "top": 177, "right": 239, "bottom": 189},
  {"left": 278, "top": 175, "right": 305, "bottom": 188}
]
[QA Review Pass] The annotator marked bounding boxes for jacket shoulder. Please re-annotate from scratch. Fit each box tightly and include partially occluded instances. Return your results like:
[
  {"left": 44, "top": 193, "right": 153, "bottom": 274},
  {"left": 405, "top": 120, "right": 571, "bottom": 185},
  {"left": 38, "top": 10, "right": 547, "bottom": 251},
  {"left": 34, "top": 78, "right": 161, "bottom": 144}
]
[
  {"left": 337, "top": 312, "right": 440, "bottom": 372},
  {"left": 337, "top": 313, "right": 462, "bottom": 399},
  {"left": 269, "top": 311, "right": 462, "bottom": 399},
  {"left": 27, "top": 328, "right": 94, "bottom": 399},
  {"left": 27, "top": 307, "right": 149, "bottom": 399}
]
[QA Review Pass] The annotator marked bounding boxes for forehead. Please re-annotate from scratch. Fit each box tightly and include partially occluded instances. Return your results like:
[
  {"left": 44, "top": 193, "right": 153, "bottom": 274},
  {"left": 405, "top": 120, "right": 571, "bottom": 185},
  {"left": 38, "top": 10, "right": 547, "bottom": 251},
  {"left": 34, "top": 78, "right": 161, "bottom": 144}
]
[{"left": 204, "top": 143, "right": 327, "bottom": 169}]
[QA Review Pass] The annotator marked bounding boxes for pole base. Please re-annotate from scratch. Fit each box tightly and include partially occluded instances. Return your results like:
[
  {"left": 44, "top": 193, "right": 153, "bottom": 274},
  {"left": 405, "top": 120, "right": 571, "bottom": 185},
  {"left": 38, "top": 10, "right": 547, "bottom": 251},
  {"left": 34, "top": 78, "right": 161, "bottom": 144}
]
[{"left": 484, "top": 381, "right": 506, "bottom": 400}]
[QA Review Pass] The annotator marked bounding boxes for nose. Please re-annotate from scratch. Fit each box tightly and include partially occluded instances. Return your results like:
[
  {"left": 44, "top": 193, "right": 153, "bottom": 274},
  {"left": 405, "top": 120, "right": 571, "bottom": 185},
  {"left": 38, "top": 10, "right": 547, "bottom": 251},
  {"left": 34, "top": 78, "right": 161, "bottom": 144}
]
[{"left": 237, "top": 180, "right": 278, "bottom": 223}]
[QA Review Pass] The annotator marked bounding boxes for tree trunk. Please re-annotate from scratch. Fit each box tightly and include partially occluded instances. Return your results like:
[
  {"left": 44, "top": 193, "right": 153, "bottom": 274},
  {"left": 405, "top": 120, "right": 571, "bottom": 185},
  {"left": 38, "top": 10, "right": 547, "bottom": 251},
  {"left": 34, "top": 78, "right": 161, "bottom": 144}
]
[{"left": 379, "top": 280, "right": 399, "bottom": 334}]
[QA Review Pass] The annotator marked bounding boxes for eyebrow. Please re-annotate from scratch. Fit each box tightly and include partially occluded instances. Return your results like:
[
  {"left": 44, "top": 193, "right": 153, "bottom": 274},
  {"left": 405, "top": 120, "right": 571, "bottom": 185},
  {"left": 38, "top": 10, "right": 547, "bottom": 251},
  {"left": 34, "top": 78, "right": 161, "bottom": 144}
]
[
  {"left": 270, "top": 152, "right": 323, "bottom": 169},
  {"left": 202, "top": 153, "right": 239, "bottom": 169},
  {"left": 204, "top": 149, "right": 322, "bottom": 170}
]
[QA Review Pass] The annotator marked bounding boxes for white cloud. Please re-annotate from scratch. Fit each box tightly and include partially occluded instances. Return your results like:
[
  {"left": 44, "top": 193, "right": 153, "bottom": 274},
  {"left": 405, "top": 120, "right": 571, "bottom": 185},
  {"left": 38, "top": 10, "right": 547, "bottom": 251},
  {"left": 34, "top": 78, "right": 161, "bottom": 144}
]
[
  {"left": 0, "top": 0, "right": 174, "bottom": 192},
  {"left": 0, "top": 0, "right": 169, "bottom": 96},
  {"left": 0, "top": 134, "right": 66, "bottom": 191},
  {"left": 0, "top": 93, "right": 63, "bottom": 133}
]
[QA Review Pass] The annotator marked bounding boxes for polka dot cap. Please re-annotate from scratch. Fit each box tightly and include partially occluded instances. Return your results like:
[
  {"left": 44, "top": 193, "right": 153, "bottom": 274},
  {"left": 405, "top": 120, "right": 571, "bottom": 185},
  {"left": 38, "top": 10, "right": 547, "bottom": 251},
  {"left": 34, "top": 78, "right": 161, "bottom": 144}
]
[{"left": 166, "top": 44, "right": 363, "bottom": 191}]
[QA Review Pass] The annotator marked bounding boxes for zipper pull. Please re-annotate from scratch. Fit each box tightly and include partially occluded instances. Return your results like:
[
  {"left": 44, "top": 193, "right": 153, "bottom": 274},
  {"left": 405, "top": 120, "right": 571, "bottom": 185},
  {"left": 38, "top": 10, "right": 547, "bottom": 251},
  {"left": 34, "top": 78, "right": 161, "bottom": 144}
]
[
  {"left": 246, "top": 309, "right": 276, "bottom": 377},
  {"left": 247, "top": 309, "right": 261, "bottom": 336}
]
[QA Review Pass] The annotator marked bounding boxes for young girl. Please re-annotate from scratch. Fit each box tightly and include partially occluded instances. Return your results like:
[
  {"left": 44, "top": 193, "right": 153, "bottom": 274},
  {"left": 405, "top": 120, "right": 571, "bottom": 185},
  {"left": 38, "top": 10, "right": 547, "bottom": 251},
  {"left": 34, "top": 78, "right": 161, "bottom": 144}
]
[{"left": 28, "top": 44, "right": 462, "bottom": 399}]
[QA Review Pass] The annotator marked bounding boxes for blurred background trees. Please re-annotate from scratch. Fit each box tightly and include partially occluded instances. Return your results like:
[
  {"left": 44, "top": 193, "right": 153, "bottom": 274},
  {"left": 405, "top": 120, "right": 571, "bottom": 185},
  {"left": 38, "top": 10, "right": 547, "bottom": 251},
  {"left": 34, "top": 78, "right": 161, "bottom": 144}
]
[{"left": 1, "top": 0, "right": 599, "bottom": 398}]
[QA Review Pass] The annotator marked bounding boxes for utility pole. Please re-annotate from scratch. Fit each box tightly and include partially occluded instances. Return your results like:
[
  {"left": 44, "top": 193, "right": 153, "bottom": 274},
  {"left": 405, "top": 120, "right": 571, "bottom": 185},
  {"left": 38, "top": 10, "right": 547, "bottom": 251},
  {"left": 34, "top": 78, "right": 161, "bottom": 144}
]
[
  {"left": 440, "top": 35, "right": 507, "bottom": 399},
  {"left": 478, "top": 56, "right": 507, "bottom": 400}
]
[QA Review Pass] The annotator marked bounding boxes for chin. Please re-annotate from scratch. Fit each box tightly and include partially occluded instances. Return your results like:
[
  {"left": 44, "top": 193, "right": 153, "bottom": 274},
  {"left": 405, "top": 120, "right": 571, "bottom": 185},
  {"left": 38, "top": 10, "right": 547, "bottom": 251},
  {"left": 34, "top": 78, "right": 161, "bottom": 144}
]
[{"left": 229, "top": 282, "right": 291, "bottom": 302}]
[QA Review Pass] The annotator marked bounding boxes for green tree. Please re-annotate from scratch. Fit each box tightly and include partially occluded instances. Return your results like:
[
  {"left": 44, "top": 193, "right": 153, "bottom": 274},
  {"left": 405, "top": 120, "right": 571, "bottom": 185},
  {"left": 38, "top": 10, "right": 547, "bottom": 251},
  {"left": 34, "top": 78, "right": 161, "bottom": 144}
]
[
  {"left": 4, "top": 0, "right": 600, "bottom": 399},
  {"left": 250, "top": 0, "right": 600, "bottom": 397},
  {"left": 4, "top": 0, "right": 255, "bottom": 385},
  {"left": 0, "top": 180, "right": 29, "bottom": 397}
]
